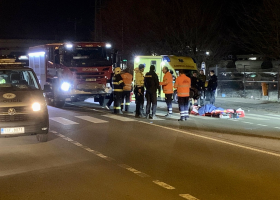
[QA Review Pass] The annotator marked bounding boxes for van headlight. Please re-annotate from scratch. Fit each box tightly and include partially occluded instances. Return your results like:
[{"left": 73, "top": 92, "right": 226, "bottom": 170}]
[
  {"left": 61, "top": 82, "right": 71, "bottom": 91},
  {"left": 32, "top": 102, "right": 41, "bottom": 111}
]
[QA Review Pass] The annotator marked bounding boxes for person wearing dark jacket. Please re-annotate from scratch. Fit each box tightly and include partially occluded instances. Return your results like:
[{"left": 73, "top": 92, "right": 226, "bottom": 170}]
[
  {"left": 144, "top": 65, "right": 159, "bottom": 119},
  {"left": 207, "top": 70, "right": 218, "bottom": 105}
]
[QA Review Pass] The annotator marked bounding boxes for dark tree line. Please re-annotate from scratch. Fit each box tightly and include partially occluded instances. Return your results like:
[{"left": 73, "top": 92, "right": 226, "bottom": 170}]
[
  {"left": 95, "top": 0, "right": 272, "bottom": 67},
  {"left": 233, "top": 0, "right": 280, "bottom": 60}
]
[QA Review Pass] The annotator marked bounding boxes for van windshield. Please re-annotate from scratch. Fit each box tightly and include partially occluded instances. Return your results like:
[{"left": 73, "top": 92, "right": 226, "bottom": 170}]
[{"left": 0, "top": 69, "right": 40, "bottom": 91}]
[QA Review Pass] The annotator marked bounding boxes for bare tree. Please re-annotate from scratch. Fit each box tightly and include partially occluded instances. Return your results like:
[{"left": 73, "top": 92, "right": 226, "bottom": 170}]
[
  {"left": 234, "top": 0, "right": 280, "bottom": 59},
  {"left": 99, "top": 0, "right": 232, "bottom": 67}
]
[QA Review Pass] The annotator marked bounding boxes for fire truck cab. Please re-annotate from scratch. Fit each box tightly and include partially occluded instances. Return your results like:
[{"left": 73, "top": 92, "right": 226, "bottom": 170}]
[{"left": 29, "top": 42, "right": 113, "bottom": 107}]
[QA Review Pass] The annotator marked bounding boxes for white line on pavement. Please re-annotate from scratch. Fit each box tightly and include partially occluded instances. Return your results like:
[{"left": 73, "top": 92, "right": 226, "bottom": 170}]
[
  {"left": 118, "top": 164, "right": 150, "bottom": 178},
  {"left": 179, "top": 194, "right": 200, "bottom": 200},
  {"left": 102, "top": 114, "right": 136, "bottom": 122},
  {"left": 152, "top": 180, "right": 175, "bottom": 190},
  {"left": 50, "top": 117, "right": 79, "bottom": 125},
  {"left": 75, "top": 116, "right": 108, "bottom": 123},
  {"left": 243, "top": 116, "right": 269, "bottom": 120},
  {"left": 138, "top": 121, "right": 280, "bottom": 158},
  {"left": 242, "top": 122, "right": 254, "bottom": 124},
  {"left": 257, "top": 124, "right": 268, "bottom": 127}
]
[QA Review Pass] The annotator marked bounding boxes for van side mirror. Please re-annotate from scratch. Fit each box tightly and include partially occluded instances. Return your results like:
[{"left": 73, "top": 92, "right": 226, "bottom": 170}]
[{"left": 43, "top": 85, "right": 52, "bottom": 92}]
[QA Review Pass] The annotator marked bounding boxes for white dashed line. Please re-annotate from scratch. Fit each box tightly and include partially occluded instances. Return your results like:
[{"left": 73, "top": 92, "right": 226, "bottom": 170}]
[
  {"left": 274, "top": 127, "right": 280, "bottom": 129},
  {"left": 243, "top": 122, "right": 254, "bottom": 124},
  {"left": 118, "top": 164, "right": 150, "bottom": 177},
  {"left": 63, "top": 137, "right": 73, "bottom": 142},
  {"left": 257, "top": 124, "right": 267, "bottom": 127},
  {"left": 71, "top": 141, "right": 83, "bottom": 146},
  {"left": 153, "top": 180, "right": 175, "bottom": 190},
  {"left": 179, "top": 194, "right": 200, "bottom": 200}
]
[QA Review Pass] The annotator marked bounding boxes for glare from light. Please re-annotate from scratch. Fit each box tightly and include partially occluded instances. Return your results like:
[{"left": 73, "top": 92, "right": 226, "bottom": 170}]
[
  {"left": 106, "top": 43, "right": 112, "bottom": 48},
  {"left": 135, "top": 57, "right": 140, "bottom": 63},
  {"left": 18, "top": 56, "right": 28, "bottom": 60},
  {"left": 249, "top": 57, "right": 257, "bottom": 60},
  {"left": 66, "top": 44, "right": 73, "bottom": 49},
  {"left": 32, "top": 102, "right": 41, "bottom": 111},
  {"left": 206, "top": 51, "right": 210, "bottom": 55},
  {"left": 28, "top": 52, "right": 45, "bottom": 57},
  {"left": 61, "top": 82, "right": 71, "bottom": 91}
]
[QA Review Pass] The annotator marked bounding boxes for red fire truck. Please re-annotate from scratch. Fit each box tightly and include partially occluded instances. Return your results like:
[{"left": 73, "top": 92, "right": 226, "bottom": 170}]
[{"left": 28, "top": 42, "right": 114, "bottom": 107}]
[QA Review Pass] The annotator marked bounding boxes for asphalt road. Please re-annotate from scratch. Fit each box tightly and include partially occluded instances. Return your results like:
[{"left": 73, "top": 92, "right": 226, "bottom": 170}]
[{"left": 1, "top": 102, "right": 280, "bottom": 200}]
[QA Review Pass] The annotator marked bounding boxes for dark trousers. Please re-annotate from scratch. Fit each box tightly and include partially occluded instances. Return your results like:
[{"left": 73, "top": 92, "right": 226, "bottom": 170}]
[
  {"left": 146, "top": 91, "right": 157, "bottom": 116},
  {"left": 198, "top": 89, "right": 205, "bottom": 106},
  {"left": 178, "top": 96, "right": 190, "bottom": 119},
  {"left": 106, "top": 92, "right": 114, "bottom": 107},
  {"left": 135, "top": 87, "right": 144, "bottom": 116},
  {"left": 210, "top": 90, "right": 216, "bottom": 105},
  {"left": 165, "top": 94, "right": 173, "bottom": 114},
  {"left": 121, "top": 91, "right": 131, "bottom": 111},
  {"left": 113, "top": 92, "right": 122, "bottom": 114}
]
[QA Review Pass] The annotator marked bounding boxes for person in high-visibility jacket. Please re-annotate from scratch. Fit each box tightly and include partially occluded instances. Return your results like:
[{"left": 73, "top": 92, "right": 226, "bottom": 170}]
[
  {"left": 112, "top": 67, "right": 124, "bottom": 114},
  {"left": 134, "top": 64, "right": 145, "bottom": 118},
  {"left": 121, "top": 68, "right": 133, "bottom": 112},
  {"left": 159, "top": 66, "right": 173, "bottom": 117},
  {"left": 174, "top": 70, "right": 191, "bottom": 121}
]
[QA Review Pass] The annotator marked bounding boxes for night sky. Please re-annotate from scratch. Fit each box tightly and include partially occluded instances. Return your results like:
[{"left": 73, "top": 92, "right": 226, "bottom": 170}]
[{"left": 0, "top": 0, "right": 96, "bottom": 40}]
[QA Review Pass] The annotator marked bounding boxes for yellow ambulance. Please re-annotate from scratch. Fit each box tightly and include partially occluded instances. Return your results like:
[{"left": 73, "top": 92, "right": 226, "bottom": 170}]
[{"left": 133, "top": 55, "right": 198, "bottom": 101}]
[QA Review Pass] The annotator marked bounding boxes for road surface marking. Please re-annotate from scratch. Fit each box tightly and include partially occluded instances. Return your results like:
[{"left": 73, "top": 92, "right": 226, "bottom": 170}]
[
  {"left": 102, "top": 114, "right": 136, "bottom": 121},
  {"left": 265, "top": 114, "right": 280, "bottom": 117},
  {"left": 257, "top": 124, "right": 267, "bottom": 127},
  {"left": 192, "top": 116, "right": 215, "bottom": 120},
  {"left": 75, "top": 116, "right": 108, "bottom": 123},
  {"left": 50, "top": 117, "right": 79, "bottom": 125},
  {"left": 138, "top": 121, "right": 280, "bottom": 158},
  {"left": 118, "top": 164, "right": 150, "bottom": 178},
  {"left": 153, "top": 180, "right": 175, "bottom": 189},
  {"left": 242, "top": 122, "right": 254, "bottom": 124},
  {"left": 274, "top": 127, "right": 280, "bottom": 129},
  {"left": 63, "top": 137, "right": 73, "bottom": 142},
  {"left": 71, "top": 141, "right": 83, "bottom": 147},
  {"left": 247, "top": 114, "right": 279, "bottom": 120},
  {"left": 243, "top": 116, "right": 268, "bottom": 120},
  {"left": 179, "top": 194, "right": 200, "bottom": 200}
]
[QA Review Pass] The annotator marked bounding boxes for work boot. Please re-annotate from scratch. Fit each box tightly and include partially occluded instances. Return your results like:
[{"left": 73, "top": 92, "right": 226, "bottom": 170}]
[
  {"left": 178, "top": 117, "right": 185, "bottom": 121},
  {"left": 151, "top": 115, "right": 157, "bottom": 119}
]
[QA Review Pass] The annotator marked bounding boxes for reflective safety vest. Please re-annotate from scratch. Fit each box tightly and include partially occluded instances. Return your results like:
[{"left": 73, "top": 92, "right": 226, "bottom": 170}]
[
  {"left": 112, "top": 74, "right": 124, "bottom": 92},
  {"left": 160, "top": 71, "right": 173, "bottom": 94},
  {"left": 174, "top": 74, "right": 191, "bottom": 97},
  {"left": 121, "top": 72, "right": 133, "bottom": 91},
  {"left": 135, "top": 70, "right": 144, "bottom": 88}
]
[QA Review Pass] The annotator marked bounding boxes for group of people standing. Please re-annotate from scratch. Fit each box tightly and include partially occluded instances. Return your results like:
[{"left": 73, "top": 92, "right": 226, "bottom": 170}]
[{"left": 106, "top": 64, "right": 218, "bottom": 122}]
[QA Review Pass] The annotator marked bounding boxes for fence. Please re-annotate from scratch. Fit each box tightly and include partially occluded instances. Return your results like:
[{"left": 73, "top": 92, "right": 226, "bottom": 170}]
[{"left": 210, "top": 66, "right": 280, "bottom": 101}]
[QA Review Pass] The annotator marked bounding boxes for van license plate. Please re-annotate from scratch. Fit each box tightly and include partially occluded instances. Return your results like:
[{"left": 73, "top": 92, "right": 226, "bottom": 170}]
[
  {"left": 1, "top": 127, "right": 25, "bottom": 134},
  {"left": 86, "top": 78, "right": 96, "bottom": 81}
]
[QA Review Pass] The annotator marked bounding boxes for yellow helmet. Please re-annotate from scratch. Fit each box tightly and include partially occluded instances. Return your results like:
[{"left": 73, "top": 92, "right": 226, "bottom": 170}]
[{"left": 114, "top": 67, "right": 121, "bottom": 74}]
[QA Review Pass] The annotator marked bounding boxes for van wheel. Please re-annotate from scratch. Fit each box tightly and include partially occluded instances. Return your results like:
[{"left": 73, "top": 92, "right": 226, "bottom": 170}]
[{"left": 36, "top": 134, "right": 48, "bottom": 142}]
